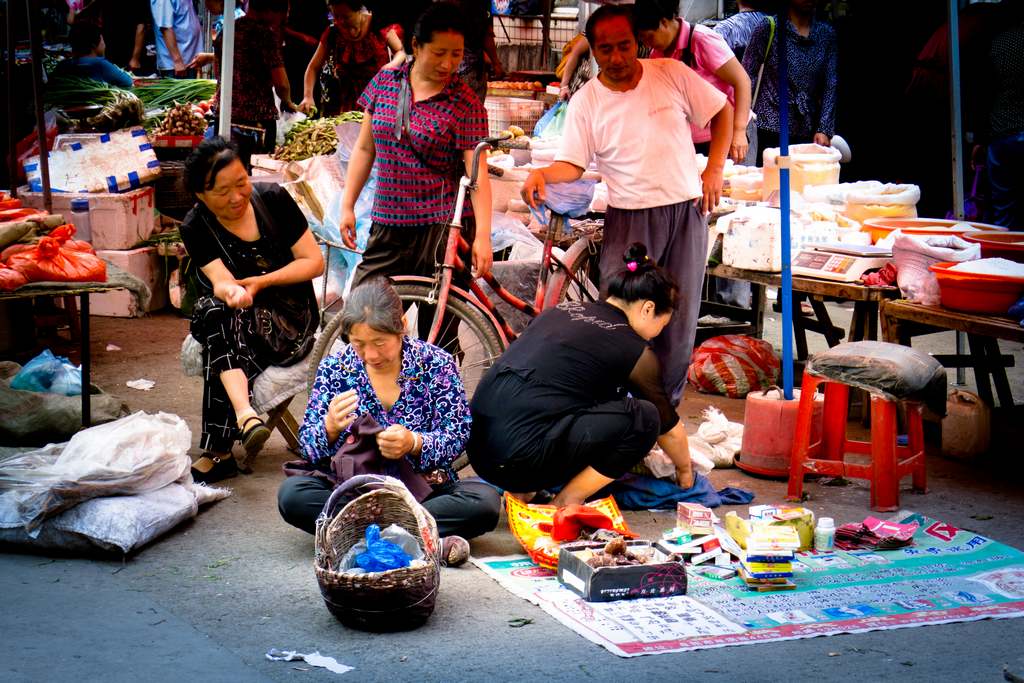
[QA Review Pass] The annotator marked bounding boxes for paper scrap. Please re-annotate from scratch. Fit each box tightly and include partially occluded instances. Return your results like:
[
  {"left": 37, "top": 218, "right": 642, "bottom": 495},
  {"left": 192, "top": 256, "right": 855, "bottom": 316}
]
[
  {"left": 106, "top": 344, "right": 122, "bottom": 351},
  {"left": 266, "top": 649, "right": 353, "bottom": 675},
  {"left": 126, "top": 379, "right": 156, "bottom": 391}
]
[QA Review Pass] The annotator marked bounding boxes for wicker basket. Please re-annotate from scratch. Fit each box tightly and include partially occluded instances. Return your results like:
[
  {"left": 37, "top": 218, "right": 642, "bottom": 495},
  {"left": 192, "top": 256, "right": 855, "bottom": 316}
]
[
  {"left": 314, "top": 475, "right": 440, "bottom": 632},
  {"left": 154, "top": 160, "right": 196, "bottom": 220}
]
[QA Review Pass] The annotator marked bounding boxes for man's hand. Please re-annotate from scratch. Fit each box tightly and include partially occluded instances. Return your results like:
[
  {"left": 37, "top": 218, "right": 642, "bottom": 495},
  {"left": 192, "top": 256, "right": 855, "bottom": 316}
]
[
  {"left": 128, "top": 57, "right": 142, "bottom": 71},
  {"left": 377, "top": 424, "right": 416, "bottom": 460},
  {"left": 730, "top": 128, "right": 749, "bottom": 163},
  {"left": 340, "top": 206, "right": 358, "bottom": 248},
  {"left": 173, "top": 58, "right": 187, "bottom": 78},
  {"left": 700, "top": 166, "right": 724, "bottom": 214},
  {"left": 521, "top": 169, "right": 547, "bottom": 209},
  {"left": 326, "top": 389, "right": 359, "bottom": 437},
  {"left": 187, "top": 52, "right": 213, "bottom": 70},
  {"left": 813, "top": 132, "right": 831, "bottom": 147},
  {"left": 472, "top": 236, "right": 493, "bottom": 278}
]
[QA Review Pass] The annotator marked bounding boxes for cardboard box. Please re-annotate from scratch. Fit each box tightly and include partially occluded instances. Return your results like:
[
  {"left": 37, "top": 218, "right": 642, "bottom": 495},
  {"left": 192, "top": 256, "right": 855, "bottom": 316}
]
[
  {"left": 557, "top": 541, "right": 688, "bottom": 602},
  {"left": 92, "top": 246, "right": 167, "bottom": 317},
  {"left": 677, "top": 502, "right": 714, "bottom": 535},
  {"left": 18, "top": 186, "right": 157, "bottom": 250}
]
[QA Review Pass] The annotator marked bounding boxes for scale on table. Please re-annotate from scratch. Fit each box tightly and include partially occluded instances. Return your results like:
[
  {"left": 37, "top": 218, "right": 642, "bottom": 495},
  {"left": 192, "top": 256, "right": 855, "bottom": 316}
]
[{"left": 791, "top": 243, "right": 893, "bottom": 282}]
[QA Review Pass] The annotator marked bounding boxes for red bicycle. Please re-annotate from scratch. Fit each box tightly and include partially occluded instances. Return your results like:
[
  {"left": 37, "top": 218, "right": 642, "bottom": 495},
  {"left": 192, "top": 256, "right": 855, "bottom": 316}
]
[{"left": 309, "top": 136, "right": 600, "bottom": 394}]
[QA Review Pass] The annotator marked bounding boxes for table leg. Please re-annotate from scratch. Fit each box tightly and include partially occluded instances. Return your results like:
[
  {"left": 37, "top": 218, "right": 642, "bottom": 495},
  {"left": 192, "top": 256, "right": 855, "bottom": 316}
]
[
  {"left": 808, "top": 296, "right": 843, "bottom": 347},
  {"left": 966, "top": 334, "right": 994, "bottom": 406},
  {"left": 985, "top": 336, "right": 1015, "bottom": 407},
  {"left": 792, "top": 294, "right": 809, "bottom": 360},
  {"left": 80, "top": 292, "right": 91, "bottom": 427}
]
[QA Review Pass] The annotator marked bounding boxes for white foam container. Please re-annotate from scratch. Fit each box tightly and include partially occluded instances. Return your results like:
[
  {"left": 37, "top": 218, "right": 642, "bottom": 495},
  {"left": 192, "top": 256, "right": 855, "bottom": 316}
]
[{"left": 18, "top": 185, "right": 157, "bottom": 250}]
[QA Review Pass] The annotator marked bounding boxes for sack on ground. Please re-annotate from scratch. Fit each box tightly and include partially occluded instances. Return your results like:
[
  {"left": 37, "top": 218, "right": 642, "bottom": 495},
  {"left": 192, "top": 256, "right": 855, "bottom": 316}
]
[
  {"left": 687, "top": 335, "right": 780, "bottom": 398},
  {"left": 10, "top": 349, "right": 82, "bottom": 396}
]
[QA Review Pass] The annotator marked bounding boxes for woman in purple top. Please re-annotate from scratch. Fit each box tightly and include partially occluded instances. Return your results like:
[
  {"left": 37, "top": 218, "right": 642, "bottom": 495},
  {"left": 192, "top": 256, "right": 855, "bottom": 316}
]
[{"left": 278, "top": 279, "right": 501, "bottom": 564}]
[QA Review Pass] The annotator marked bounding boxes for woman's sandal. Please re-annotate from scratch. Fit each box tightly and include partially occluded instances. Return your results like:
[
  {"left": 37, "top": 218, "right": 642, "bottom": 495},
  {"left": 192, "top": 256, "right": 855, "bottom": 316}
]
[
  {"left": 235, "top": 415, "right": 271, "bottom": 472},
  {"left": 191, "top": 453, "right": 238, "bottom": 484}
]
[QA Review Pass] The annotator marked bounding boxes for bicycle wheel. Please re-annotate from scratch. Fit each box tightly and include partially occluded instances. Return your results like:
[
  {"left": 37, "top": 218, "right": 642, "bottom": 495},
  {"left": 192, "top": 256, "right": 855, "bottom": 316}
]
[
  {"left": 544, "top": 236, "right": 600, "bottom": 309},
  {"left": 394, "top": 282, "right": 505, "bottom": 399},
  {"left": 306, "top": 309, "right": 346, "bottom": 390}
]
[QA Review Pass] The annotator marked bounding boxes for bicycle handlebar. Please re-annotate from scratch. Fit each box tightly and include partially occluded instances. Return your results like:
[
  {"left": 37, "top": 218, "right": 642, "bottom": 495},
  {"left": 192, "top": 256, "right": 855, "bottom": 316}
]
[{"left": 468, "top": 132, "right": 513, "bottom": 187}]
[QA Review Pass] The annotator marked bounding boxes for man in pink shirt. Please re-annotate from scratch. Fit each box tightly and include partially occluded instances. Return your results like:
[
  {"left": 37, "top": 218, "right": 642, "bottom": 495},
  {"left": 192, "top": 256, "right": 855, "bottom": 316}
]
[{"left": 635, "top": 0, "right": 752, "bottom": 163}]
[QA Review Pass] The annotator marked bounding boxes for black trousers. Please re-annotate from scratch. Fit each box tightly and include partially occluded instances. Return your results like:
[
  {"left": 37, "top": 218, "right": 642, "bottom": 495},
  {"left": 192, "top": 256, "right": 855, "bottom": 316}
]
[
  {"left": 470, "top": 392, "right": 661, "bottom": 493},
  {"left": 190, "top": 297, "right": 270, "bottom": 453},
  {"left": 351, "top": 219, "right": 476, "bottom": 354},
  {"left": 277, "top": 476, "right": 501, "bottom": 540}
]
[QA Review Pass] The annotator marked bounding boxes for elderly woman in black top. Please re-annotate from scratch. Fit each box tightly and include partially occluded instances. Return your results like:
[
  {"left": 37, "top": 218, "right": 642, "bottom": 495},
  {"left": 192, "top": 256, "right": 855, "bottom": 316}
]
[
  {"left": 468, "top": 244, "right": 695, "bottom": 507},
  {"left": 180, "top": 137, "right": 324, "bottom": 483}
]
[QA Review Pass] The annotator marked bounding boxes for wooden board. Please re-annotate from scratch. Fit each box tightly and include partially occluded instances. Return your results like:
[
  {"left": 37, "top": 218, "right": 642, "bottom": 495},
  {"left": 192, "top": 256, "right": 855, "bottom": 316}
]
[{"left": 709, "top": 264, "right": 900, "bottom": 303}]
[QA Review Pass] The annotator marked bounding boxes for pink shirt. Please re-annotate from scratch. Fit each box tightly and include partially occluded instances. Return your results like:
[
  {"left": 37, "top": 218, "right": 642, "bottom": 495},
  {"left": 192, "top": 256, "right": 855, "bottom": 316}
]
[{"left": 652, "top": 19, "right": 736, "bottom": 143}]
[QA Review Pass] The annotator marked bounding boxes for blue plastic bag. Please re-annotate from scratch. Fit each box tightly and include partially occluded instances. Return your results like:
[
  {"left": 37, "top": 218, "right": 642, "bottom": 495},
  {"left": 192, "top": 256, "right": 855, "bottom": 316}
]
[
  {"left": 533, "top": 101, "right": 567, "bottom": 139},
  {"left": 544, "top": 179, "right": 597, "bottom": 218},
  {"left": 10, "top": 349, "right": 82, "bottom": 396},
  {"left": 354, "top": 524, "right": 413, "bottom": 572},
  {"left": 1009, "top": 296, "right": 1024, "bottom": 324}
]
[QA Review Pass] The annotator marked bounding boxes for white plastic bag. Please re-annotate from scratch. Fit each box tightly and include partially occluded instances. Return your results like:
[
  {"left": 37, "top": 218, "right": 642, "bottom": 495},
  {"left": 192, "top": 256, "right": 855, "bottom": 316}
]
[
  {"left": 276, "top": 110, "right": 307, "bottom": 147},
  {"left": 644, "top": 444, "right": 714, "bottom": 479},
  {"left": 893, "top": 233, "right": 980, "bottom": 305},
  {"left": 0, "top": 412, "right": 192, "bottom": 535},
  {"left": 688, "top": 407, "right": 744, "bottom": 468}
]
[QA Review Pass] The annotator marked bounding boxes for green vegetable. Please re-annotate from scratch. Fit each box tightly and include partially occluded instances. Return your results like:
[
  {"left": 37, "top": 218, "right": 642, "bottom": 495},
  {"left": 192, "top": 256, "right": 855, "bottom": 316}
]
[
  {"left": 271, "top": 112, "right": 364, "bottom": 161},
  {"left": 132, "top": 79, "right": 217, "bottom": 108},
  {"left": 44, "top": 76, "right": 122, "bottom": 108}
]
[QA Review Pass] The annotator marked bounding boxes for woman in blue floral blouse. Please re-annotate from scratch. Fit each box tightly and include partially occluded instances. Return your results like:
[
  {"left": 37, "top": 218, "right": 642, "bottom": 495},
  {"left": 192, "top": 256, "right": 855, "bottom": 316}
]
[{"left": 277, "top": 278, "right": 500, "bottom": 565}]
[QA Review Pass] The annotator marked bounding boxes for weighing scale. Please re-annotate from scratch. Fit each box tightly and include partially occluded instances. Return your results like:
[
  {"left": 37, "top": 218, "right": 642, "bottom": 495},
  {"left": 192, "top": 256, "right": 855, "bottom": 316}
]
[{"left": 791, "top": 243, "right": 893, "bottom": 282}]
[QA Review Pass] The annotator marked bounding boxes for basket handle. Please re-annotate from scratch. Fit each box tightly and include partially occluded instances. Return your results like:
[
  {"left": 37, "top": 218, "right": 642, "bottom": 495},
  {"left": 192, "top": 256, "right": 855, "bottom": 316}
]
[{"left": 320, "top": 474, "right": 410, "bottom": 520}]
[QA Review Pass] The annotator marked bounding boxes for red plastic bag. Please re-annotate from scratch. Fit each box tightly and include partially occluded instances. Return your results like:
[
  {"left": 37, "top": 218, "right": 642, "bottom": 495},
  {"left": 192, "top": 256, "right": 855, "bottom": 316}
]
[
  {"left": 1, "top": 224, "right": 94, "bottom": 262},
  {"left": 6, "top": 236, "right": 107, "bottom": 284},
  {"left": 687, "top": 334, "right": 780, "bottom": 398},
  {"left": 0, "top": 263, "right": 28, "bottom": 291}
]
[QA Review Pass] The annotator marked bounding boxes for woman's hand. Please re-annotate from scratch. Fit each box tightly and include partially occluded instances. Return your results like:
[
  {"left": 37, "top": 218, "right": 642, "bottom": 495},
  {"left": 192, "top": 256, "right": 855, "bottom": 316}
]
[
  {"left": 222, "top": 283, "right": 252, "bottom": 309},
  {"left": 187, "top": 52, "right": 214, "bottom": 70},
  {"left": 676, "top": 465, "right": 695, "bottom": 490},
  {"left": 298, "top": 97, "right": 317, "bottom": 115},
  {"left": 814, "top": 132, "right": 832, "bottom": 147},
  {"left": 236, "top": 276, "right": 264, "bottom": 301},
  {"left": 340, "top": 206, "right": 358, "bottom": 249},
  {"left": 377, "top": 424, "right": 416, "bottom": 459},
  {"left": 325, "top": 389, "right": 359, "bottom": 440},
  {"left": 730, "top": 128, "right": 749, "bottom": 163},
  {"left": 472, "top": 235, "right": 493, "bottom": 278}
]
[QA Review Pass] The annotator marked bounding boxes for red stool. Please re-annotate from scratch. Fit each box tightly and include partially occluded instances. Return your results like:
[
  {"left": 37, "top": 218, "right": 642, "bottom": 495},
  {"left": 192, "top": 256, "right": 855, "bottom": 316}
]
[{"left": 786, "top": 373, "right": 927, "bottom": 512}]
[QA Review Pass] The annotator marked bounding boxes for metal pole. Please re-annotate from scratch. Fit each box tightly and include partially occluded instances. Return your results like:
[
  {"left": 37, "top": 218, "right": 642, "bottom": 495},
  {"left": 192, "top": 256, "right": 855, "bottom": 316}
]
[
  {"left": 6, "top": 2, "right": 19, "bottom": 197},
  {"left": 217, "top": 0, "right": 236, "bottom": 137},
  {"left": 80, "top": 293, "right": 91, "bottom": 427},
  {"left": 25, "top": 0, "right": 51, "bottom": 212},
  {"left": 947, "top": 0, "right": 967, "bottom": 385},
  {"left": 778, "top": 5, "right": 794, "bottom": 400}
]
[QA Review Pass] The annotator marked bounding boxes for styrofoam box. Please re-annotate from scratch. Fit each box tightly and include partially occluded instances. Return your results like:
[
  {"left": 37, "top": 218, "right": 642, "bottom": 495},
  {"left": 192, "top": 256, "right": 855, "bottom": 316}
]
[
  {"left": 92, "top": 246, "right": 168, "bottom": 317},
  {"left": 18, "top": 185, "right": 157, "bottom": 250}
]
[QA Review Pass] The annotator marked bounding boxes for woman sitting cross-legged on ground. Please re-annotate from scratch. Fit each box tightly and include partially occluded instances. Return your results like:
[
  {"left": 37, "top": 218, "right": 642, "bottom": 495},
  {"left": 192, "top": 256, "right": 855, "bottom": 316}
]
[
  {"left": 467, "top": 243, "right": 695, "bottom": 507},
  {"left": 278, "top": 278, "right": 501, "bottom": 565},
  {"left": 180, "top": 137, "right": 324, "bottom": 484}
]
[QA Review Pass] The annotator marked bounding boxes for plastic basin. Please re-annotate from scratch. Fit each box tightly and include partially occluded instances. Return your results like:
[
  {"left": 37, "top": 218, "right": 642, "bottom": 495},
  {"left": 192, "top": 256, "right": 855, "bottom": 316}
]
[
  {"left": 862, "top": 217, "right": 1006, "bottom": 244},
  {"left": 962, "top": 231, "right": 1024, "bottom": 262},
  {"left": 929, "top": 261, "right": 1024, "bottom": 315}
]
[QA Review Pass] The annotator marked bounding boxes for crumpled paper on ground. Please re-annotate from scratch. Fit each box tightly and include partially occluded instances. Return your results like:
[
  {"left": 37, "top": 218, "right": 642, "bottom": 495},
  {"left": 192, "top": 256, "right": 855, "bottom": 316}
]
[
  {"left": 126, "top": 378, "right": 155, "bottom": 391},
  {"left": 266, "top": 649, "right": 353, "bottom": 675}
]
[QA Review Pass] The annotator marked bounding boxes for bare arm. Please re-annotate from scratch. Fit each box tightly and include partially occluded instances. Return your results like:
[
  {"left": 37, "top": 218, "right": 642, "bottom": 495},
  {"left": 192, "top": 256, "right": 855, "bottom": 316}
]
[
  {"left": 383, "top": 29, "right": 406, "bottom": 70},
  {"left": 200, "top": 259, "right": 252, "bottom": 308},
  {"left": 714, "top": 57, "right": 752, "bottom": 162},
  {"left": 464, "top": 148, "right": 492, "bottom": 277},
  {"left": 482, "top": 22, "right": 505, "bottom": 79},
  {"left": 299, "top": 42, "right": 328, "bottom": 112},
  {"left": 520, "top": 160, "right": 585, "bottom": 208},
  {"left": 129, "top": 23, "right": 145, "bottom": 70},
  {"left": 285, "top": 27, "right": 320, "bottom": 49},
  {"left": 271, "top": 65, "right": 297, "bottom": 112},
  {"left": 160, "top": 27, "right": 186, "bottom": 75},
  {"left": 339, "top": 115, "right": 376, "bottom": 248},
  {"left": 236, "top": 229, "right": 324, "bottom": 298},
  {"left": 657, "top": 422, "right": 694, "bottom": 489},
  {"left": 559, "top": 37, "right": 590, "bottom": 98},
  {"left": 701, "top": 101, "right": 734, "bottom": 213}
]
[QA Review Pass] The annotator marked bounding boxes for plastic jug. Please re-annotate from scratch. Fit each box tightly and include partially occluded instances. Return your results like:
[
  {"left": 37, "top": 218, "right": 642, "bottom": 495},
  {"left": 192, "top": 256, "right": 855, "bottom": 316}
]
[
  {"left": 69, "top": 197, "right": 92, "bottom": 243},
  {"left": 737, "top": 387, "right": 824, "bottom": 477},
  {"left": 761, "top": 143, "right": 842, "bottom": 200}
]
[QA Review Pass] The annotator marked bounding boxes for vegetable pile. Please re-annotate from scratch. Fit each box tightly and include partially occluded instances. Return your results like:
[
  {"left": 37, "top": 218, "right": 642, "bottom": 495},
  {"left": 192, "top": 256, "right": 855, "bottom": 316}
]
[
  {"left": 151, "top": 103, "right": 208, "bottom": 136},
  {"left": 271, "top": 112, "right": 363, "bottom": 161},
  {"left": 132, "top": 79, "right": 217, "bottom": 108}
]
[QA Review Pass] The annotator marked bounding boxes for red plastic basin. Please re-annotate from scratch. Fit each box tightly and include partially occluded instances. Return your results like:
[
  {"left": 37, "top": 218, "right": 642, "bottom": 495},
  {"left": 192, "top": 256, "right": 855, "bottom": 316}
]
[
  {"left": 962, "top": 231, "right": 1024, "bottom": 262},
  {"left": 929, "top": 261, "right": 1024, "bottom": 315}
]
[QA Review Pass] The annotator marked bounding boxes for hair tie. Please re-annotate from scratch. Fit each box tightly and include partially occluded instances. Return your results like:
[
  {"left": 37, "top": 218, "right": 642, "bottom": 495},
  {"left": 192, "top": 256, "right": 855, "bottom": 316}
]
[{"left": 626, "top": 261, "right": 638, "bottom": 272}]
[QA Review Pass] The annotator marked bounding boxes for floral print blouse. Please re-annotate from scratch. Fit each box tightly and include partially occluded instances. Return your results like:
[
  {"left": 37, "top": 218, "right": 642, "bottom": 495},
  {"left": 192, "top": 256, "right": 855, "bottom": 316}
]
[{"left": 299, "top": 336, "right": 471, "bottom": 482}]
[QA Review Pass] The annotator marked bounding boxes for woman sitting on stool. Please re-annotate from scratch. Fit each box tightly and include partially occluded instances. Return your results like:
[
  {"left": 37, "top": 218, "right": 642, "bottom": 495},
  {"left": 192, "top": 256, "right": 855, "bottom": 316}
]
[
  {"left": 468, "top": 243, "right": 695, "bottom": 507},
  {"left": 180, "top": 136, "right": 323, "bottom": 483},
  {"left": 278, "top": 279, "right": 501, "bottom": 565}
]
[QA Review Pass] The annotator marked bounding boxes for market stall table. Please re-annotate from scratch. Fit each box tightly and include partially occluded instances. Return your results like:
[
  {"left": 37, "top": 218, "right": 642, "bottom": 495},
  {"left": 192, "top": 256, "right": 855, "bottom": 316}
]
[
  {"left": 0, "top": 280, "right": 129, "bottom": 427},
  {"left": 705, "top": 264, "right": 900, "bottom": 358},
  {"left": 880, "top": 299, "right": 1023, "bottom": 408}
]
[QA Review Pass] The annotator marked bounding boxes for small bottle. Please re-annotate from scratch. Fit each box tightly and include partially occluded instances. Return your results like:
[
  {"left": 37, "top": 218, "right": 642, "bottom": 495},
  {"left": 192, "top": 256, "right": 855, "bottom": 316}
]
[
  {"left": 69, "top": 198, "right": 92, "bottom": 243},
  {"left": 814, "top": 517, "right": 836, "bottom": 552}
]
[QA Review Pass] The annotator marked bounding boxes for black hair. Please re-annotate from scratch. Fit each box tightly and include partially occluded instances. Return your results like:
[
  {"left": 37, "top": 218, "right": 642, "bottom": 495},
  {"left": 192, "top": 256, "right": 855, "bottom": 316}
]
[
  {"left": 326, "top": 0, "right": 363, "bottom": 10},
  {"left": 632, "top": 0, "right": 679, "bottom": 32},
  {"left": 183, "top": 137, "right": 242, "bottom": 194},
  {"left": 340, "top": 278, "right": 405, "bottom": 339},
  {"left": 605, "top": 243, "right": 678, "bottom": 315},
  {"left": 408, "top": 2, "right": 468, "bottom": 52},
  {"left": 584, "top": 4, "right": 637, "bottom": 47},
  {"left": 69, "top": 22, "right": 103, "bottom": 56},
  {"left": 248, "top": 0, "right": 289, "bottom": 12}
]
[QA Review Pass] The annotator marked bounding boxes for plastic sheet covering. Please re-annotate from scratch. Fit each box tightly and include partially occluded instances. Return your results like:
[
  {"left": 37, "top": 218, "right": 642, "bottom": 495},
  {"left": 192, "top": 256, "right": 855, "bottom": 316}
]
[
  {"left": 806, "top": 341, "right": 947, "bottom": 416},
  {"left": 477, "top": 258, "right": 541, "bottom": 334},
  {"left": 0, "top": 411, "right": 192, "bottom": 535}
]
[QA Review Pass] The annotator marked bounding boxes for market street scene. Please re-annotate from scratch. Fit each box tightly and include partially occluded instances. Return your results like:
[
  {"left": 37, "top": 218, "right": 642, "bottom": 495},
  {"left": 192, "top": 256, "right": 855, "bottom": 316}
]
[{"left": 1, "top": 1, "right": 1023, "bottom": 681}]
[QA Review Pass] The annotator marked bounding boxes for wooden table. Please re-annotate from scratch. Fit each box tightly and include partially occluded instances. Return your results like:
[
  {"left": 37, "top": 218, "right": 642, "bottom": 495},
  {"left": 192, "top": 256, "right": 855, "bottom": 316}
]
[
  {"left": 704, "top": 264, "right": 900, "bottom": 358},
  {"left": 880, "top": 300, "right": 1023, "bottom": 408},
  {"left": 1, "top": 281, "right": 126, "bottom": 426}
]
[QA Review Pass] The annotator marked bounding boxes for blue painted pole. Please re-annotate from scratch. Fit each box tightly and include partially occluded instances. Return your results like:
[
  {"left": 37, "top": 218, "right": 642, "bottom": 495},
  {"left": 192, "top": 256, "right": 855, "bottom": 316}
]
[{"left": 778, "top": 6, "right": 794, "bottom": 400}]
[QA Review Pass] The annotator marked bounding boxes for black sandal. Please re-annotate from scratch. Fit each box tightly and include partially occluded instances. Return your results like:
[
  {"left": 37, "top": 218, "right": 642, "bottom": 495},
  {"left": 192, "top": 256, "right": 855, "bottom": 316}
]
[
  {"left": 236, "top": 415, "right": 270, "bottom": 471},
  {"left": 191, "top": 453, "right": 238, "bottom": 484}
]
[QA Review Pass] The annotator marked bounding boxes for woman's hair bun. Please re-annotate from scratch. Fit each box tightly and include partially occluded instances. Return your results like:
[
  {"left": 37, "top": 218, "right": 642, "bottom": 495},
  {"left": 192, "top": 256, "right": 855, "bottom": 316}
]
[{"left": 622, "top": 242, "right": 652, "bottom": 270}]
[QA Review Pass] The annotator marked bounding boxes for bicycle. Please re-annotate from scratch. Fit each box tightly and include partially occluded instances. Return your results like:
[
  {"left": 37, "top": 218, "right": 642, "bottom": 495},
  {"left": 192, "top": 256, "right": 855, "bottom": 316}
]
[{"left": 308, "top": 135, "right": 601, "bottom": 395}]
